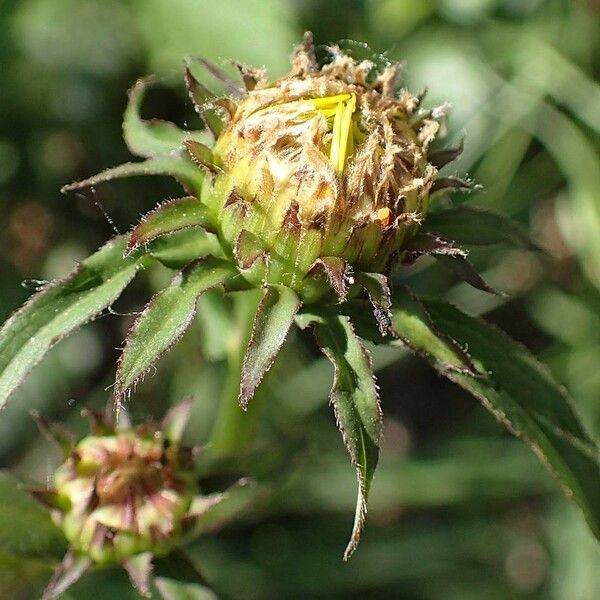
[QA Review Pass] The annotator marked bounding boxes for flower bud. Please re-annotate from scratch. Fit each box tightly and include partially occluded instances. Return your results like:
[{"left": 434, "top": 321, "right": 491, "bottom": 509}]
[
  {"left": 197, "top": 34, "right": 443, "bottom": 300},
  {"left": 52, "top": 422, "right": 196, "bottom": 564}
]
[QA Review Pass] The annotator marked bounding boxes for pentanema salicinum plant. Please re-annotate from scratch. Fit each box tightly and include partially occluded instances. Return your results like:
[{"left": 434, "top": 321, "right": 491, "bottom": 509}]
[{"left": 2, "top": 32, "right": 600, "bottom": 596}]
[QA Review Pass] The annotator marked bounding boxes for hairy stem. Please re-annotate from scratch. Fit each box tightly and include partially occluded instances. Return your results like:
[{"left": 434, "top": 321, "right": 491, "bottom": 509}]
[{"left": 209, "top": 289, "right": 263, "bottom": 458}]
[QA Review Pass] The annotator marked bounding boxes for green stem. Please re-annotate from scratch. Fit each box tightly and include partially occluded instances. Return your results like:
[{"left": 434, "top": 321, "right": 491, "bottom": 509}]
[{"left": 209, "top": 289, "right": 262, "bottom": 459}]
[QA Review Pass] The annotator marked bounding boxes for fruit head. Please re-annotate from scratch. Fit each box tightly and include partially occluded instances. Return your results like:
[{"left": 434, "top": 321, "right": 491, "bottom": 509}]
[
  {"left": 198, "top": 35, "right": 442, "bottom": 301},
  {"left": 52, "top": 425, "right": 196, "bottom": 564}
]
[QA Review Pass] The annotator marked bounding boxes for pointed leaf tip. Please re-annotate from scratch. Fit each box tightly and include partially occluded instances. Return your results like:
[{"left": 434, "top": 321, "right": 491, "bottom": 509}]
[
  {"left": 315, "top": 314, "right": 382, "bottom": 559},
  {"left": 42, "top": 550, "right": 91, "bottom": 600},
  {"left": 124, "top": 551, "right": 154, "bottom": 598},
  {"left": 115, "top": 257, "right": 237, "bottom": 403},
  {"left": 239, "top": 285, "right": 301, "bottom": 408}
]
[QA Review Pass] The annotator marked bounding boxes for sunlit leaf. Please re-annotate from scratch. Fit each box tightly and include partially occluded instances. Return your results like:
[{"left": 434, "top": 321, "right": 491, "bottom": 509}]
[
  {"left": 0, "top": 237, "right": 144, "bottom": 410},
  {"left": 61, "top": 155, "right": 204, "bottom": 196},
  {"left": 239, "top": 285, "right": 301, "bottom": 408},
  {"left": 123, "top": 77, "right": 211, "bottom": 158},
  {"left": 115, "top": 257, "right": 238, "bottom": 400},
  {"left": 128, "top": 196, "right": 216, "bottom": 254}
]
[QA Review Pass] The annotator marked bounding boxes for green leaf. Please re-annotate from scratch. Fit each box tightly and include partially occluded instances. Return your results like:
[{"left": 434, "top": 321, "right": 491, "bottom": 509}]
[
  {"left": 391, "top": 289, "right": 600, "bottom": 540},
  {"left": 239, "top": 285, "right": 301, "bottom": 408},
  {"left": 0, "top": 237, "right": 144, "bottom": 410},
  {"left": 148, "top": 229, "right": 221, "bottom": 270},
  {"left": 185, "top": 479, "right": 260, "bottom": 540},
  {"left": 154, "top": 578, "right": 217, "bottom": 600},
  {"left": 61, "top": 154, "right": 204, "bottom": 196},
  {"left": 435, "top": 254, "right": 502, "bottom": 295},
  {"left": 123, "top": 77, "right": 212, "bottom": 158},
  {"left": 314, "top": 313, "right": 383, "bottom": 560},
  {"left": 355, "top": 272, "right": 392, "bottom": 335},
  {"left": 115, "top": 257, "right": 237, "bottom": 400},
  {"left": 423, "top": 205, "right": 541, "bottom": 250},
  {"left": 0, "top": 471, "right": 66, "bottom": 560},
  {"left": 128, "top": 196, "right": 216, "bottom": 254}
]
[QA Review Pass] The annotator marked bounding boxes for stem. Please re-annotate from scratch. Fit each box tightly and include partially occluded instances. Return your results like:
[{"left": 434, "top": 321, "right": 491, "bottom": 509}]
[{"left": 209, "top": 289, "right": 262, "bottom": 459}]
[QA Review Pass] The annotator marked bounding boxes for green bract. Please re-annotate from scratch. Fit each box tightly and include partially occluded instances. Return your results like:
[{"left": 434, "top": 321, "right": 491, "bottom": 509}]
[{"left": 0, "top": 33, "right": 599, "bottom": 567}]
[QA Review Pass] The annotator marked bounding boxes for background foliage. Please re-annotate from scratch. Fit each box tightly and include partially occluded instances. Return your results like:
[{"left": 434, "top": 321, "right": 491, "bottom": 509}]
[{"left": 1, "top": 0, "right": 599, "bottom": 597}]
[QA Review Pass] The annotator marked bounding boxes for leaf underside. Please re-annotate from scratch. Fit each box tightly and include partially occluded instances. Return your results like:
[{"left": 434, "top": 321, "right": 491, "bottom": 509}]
[
  {"left": 315, "top": 313, "right": 383, "bottom": 560},
  {"left": 391, "top": 288, "right": 600, "bottom": 540}
]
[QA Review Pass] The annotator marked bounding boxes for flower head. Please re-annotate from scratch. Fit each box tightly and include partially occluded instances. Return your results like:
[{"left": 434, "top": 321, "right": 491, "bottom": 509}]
[{"left": 191, "top": 33, "right": 448, "bottom": 300}]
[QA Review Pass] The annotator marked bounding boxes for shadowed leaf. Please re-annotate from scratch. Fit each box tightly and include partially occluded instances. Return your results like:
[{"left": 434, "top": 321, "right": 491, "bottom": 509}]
[
  {"left": 390, "top": 289, "right": 600, "bottom": 541},
  {"left": 355, "top": 272, "right": 392, "bottom": 335},
  {"left": 435, "top": 254, "right": 503, "bottom": 295},
  {"left": 423, "top": 205, "right": 542, "bottom": 250},
  {"left": 314, "top": 313, "right": 382, "bottom": 560},
  {"left": 239, "top": 285, "right": 301, "bottom": 408},
  {"left": 184, "top": 66, "right": 223, "bottom": 138},
  {"left": 431, "top": 176, "right": 480, "bottom": 194},
  {"left": 428, "top": 138, "right": 464, "bottom": 169}
]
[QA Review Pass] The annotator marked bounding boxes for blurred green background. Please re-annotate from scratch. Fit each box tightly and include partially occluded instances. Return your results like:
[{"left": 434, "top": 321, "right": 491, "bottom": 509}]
[{"left": 1, "top": 0, "right": 600, "bottom": 598}]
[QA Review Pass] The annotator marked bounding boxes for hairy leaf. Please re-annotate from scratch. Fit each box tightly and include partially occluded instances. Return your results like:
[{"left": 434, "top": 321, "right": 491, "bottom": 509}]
[
  {"left": 61, "top": 155, "right": 204, "bottom": 196},
  {"left": 391, "top": 289, "right": 600, "bottom": 540},
  {"left": 435, "top": 254, "right": 502, "bottom": 295},
  {"left": 423, "top": 205, "right": 541, "bottom": 250},
  {"left": 239, "top": 285, "right": 301, "bottom": 408},
  {"left": 315, "top": 314, "right": 382, "bottom": 560},
  {"left": 147, "top": 229, "right": 221, "bottom": 270},
  {"left": 115, "top": 257, "right": 237, "bottom": 401},
  {"left": 124, "top": 77, "right": 211, "bottom": 158},
  {"left": 0, "top": 237, "right": 144, "bottom": 410},
  {"left": 128, "top": 196, "right": 216, "bottom": 254},
  {"left": 355, "top": 272, "right": 392, "bottom": 335}
]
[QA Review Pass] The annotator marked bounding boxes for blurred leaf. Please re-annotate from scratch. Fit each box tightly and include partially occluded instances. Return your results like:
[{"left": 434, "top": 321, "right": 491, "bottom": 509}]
[
  {"left": 239, "top": 285, "right": 301, "bottom": 408},
  {"left": 115, "top": 257, "right": 237, "bottom": 399},
  {"left": 133, "top": 0, "right": 297, "bottom": 77},
  {"left": 123, "top": 77, "right": 211, "bottom": 158},
  {"left": 154, "top": 578, "right": 217, "bottom": 600},
  {"left": 186, "top": 479, "right": 261, "bottom": 540},
  {"left": 0, "top": 237, "right": 144, "bottom": 410},
  {"left": 423, "top": 205, "right": 540, "bottom": 250},
  {"left": 0, "top": 471, "right": 66, "bottom": 559},
  {"left": 390, "top": 289, "right": 600, "bottom": 541},
  {"left": 313, "top": 313, "right": 383, "bottom": 560}
]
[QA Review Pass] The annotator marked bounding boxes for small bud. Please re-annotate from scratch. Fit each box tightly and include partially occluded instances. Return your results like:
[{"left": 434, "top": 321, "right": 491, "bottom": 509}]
[{"left": 52, "top": 423, "right": 196, "bottom": 564}]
